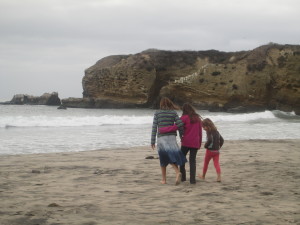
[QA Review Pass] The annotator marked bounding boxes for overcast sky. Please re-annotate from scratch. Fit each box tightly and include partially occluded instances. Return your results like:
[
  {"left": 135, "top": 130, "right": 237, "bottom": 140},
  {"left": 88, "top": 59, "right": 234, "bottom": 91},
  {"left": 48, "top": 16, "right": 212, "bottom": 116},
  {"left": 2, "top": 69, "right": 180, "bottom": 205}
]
[{"left": 0, "top": 0, "right": 299, "bottom": 101}]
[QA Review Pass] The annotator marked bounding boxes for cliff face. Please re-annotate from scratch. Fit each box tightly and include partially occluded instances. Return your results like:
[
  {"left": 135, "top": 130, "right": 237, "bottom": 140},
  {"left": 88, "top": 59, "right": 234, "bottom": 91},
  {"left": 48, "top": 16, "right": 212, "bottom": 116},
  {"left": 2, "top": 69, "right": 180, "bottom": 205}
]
[
  {"left": 80, "top": 44, "right": 300, "bottom": 113},
  {"left": 82, "top": 54, "right": 156, "bottom": 107}
]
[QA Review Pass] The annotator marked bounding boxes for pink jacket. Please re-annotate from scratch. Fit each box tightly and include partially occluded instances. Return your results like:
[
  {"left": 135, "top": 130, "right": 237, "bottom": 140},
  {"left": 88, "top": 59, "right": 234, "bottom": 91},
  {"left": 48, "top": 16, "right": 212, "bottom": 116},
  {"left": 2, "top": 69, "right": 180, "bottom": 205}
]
[{"left": 159, "top": 115, "right": 202, "bottom": 149}]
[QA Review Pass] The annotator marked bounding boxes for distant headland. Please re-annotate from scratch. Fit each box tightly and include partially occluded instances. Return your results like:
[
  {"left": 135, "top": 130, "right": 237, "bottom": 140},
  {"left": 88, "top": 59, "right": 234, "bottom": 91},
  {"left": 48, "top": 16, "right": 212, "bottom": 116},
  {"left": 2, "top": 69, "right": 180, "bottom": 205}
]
[{"left": 2, "top": 43, "right": 300, "bottom": 115}]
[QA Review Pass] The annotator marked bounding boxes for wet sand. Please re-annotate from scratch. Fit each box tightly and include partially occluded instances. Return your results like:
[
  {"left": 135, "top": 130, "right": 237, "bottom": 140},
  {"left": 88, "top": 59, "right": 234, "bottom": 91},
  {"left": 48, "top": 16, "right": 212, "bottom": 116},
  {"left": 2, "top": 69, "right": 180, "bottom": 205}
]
[{"left": 0, "top": 139, "right": 299, "bottom": 225}]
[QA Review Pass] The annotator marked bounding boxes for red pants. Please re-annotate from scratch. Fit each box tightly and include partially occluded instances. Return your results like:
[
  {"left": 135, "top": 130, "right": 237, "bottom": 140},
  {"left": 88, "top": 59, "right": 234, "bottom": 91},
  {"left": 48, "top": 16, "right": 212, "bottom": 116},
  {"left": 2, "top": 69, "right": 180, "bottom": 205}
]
[{"left": 203, "top": 149, "right": 221, "bottom": 175}]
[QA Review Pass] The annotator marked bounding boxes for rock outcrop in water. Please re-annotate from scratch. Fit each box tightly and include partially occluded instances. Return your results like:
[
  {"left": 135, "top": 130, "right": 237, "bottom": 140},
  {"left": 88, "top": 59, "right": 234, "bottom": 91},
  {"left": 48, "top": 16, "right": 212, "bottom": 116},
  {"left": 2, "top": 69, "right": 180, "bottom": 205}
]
[
  {"left": 62, "top": 43, "right": 300, "bottom": 114},
  {"left": 8, "top": 92, "right": 61, "bottom": 106}
]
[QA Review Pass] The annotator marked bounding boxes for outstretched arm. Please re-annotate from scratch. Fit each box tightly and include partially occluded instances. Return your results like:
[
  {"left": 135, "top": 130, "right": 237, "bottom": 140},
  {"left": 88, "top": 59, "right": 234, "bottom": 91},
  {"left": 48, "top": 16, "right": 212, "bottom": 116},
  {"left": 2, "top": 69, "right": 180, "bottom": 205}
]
[
  {"left": 159, "top": 125, "right": 178, "bottom": 133},
  {"left": 199, "top": 122, "right": 203, "bottom": 148},
  {"left": 151, "top": 114, "right": 158, "bottom": 146}
]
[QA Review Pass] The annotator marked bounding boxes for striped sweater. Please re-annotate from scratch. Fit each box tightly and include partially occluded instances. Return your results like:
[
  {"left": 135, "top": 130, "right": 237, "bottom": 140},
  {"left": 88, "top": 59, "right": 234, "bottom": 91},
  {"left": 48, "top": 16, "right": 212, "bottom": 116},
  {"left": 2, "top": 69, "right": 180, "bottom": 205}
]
[{"left": 151, "top": 110, "right": 184, "bottom": 145}]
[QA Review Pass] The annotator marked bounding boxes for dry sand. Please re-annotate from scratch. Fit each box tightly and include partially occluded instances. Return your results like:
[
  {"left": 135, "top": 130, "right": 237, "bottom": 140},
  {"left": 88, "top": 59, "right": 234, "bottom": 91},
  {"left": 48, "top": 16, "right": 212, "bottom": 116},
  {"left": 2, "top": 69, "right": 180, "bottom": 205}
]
[{"left": 0, "top": 139, "right": 299, "bottom": 225}]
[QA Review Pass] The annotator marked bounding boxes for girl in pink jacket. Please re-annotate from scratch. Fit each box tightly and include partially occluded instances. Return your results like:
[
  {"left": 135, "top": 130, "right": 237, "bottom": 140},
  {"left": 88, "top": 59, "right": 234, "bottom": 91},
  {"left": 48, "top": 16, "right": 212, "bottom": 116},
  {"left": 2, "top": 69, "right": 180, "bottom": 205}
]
[{"left": 160, "top": 103, "right": 202, "bottom": 184}]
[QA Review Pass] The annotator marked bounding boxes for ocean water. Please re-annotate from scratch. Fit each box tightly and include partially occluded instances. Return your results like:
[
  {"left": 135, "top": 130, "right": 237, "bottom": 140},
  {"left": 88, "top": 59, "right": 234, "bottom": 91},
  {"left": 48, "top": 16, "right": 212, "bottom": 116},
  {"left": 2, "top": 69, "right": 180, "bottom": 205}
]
[{"left": 0, "top": 105, "right": 299, "bottom": 155}]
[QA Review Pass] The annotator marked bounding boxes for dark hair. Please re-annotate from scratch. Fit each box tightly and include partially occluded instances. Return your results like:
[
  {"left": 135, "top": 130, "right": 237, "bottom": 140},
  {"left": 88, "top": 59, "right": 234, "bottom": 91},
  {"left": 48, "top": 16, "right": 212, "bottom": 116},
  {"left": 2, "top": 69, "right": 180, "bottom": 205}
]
[
  {"left": 159, "top": 97, "right": 179, "bottom": 110},
  {"left": 202, "top": 118, "right": 217, "bottom": 132},
  {"left": 182, "top": 103, "right": 202, "bottom": 123}
]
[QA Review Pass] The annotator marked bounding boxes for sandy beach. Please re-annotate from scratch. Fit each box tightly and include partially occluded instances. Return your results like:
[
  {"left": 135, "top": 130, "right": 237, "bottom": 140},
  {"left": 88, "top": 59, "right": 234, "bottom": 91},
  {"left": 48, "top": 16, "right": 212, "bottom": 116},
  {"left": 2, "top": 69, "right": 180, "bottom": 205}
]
[{"left": 0, "top": 139, "right": 299, "bottom": 225}]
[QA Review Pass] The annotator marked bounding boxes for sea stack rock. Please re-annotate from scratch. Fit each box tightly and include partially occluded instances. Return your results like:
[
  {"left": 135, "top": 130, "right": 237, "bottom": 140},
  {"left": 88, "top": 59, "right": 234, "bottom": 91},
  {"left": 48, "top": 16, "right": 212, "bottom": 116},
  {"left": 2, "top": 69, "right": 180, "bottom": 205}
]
[{"left": 9, "top": 92, "right": 61, "bottom": 106}]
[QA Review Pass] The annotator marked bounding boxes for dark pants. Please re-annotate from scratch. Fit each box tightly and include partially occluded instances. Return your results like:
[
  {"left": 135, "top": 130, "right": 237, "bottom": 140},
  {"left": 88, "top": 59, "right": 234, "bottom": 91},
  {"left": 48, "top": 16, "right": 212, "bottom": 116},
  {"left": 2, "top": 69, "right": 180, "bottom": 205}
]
[{"left": 180, "top": 146, "right": 198, "bottom": 184}]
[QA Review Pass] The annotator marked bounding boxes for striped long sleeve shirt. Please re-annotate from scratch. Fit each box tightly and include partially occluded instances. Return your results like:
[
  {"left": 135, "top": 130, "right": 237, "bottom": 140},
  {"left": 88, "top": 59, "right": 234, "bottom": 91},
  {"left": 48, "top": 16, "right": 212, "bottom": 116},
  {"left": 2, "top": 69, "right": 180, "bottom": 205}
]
[{"left": 151, "top": 110, "right": 184, "bottom": 145}]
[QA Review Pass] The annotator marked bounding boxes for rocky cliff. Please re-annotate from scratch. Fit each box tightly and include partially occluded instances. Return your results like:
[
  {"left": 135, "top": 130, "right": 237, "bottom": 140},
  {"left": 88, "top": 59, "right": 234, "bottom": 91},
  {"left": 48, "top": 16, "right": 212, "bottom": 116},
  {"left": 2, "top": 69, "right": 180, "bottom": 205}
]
[{"left": 66, "top": 44, "right": 300, "bottom": 114}]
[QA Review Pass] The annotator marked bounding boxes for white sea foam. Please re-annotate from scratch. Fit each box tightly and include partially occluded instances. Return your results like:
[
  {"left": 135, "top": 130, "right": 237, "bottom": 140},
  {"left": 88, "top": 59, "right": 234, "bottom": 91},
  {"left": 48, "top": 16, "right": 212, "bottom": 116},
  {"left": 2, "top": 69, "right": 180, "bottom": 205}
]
[
  {"left": 1, "top": 105, "right": 299, "bottom": 155},
  {"left": 208, "top": 111, "right": 277, "bottom": 122},
  {"left": 0, "top": 115, "right": 154, "bottom": 128},
  {"left": 1, "top": 110, "right": 298, "bottom": 128}
]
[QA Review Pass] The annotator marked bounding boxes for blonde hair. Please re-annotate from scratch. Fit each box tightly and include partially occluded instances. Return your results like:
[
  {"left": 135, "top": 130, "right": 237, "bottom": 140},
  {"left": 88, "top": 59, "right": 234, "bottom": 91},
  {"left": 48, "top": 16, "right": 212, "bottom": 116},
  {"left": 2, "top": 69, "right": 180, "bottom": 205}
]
[
  {"left": 202, "top": 118, "right": 217, "bottom": 132},
  {"left": 159, "top": 97, "right": 179, "bottom": 110}
]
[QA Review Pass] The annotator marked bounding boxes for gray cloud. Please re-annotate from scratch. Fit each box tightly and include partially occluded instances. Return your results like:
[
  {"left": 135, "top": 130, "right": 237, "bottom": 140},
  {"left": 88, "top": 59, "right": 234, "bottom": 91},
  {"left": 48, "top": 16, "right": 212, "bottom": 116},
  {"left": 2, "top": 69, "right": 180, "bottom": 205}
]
[{"left": 0, "top": 0, "right": 299, "bottom": 101}]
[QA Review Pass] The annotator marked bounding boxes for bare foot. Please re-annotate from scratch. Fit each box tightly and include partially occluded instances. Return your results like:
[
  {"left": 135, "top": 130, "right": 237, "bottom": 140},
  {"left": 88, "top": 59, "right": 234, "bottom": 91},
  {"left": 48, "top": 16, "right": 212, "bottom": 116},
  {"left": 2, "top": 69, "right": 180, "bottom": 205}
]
[
  {"left": 175, "top": 173, "right": 182, "bottom": 185},
  {"left": 217, "top": 175, "right": 221, "bottom": 182},
  {"left": 160, "top": 180, "right": 167, "bottom": 184},
  {"left": 198, "top": 174, "right": 205, "bottom": 180}
]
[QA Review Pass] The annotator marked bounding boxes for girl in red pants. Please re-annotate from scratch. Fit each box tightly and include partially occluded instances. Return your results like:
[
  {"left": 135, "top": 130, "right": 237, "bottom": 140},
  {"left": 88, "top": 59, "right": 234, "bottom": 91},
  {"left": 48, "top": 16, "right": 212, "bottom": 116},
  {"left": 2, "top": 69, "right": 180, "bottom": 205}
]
[{"left": 199, "top": 118, "right": 224, "bottom": 182}]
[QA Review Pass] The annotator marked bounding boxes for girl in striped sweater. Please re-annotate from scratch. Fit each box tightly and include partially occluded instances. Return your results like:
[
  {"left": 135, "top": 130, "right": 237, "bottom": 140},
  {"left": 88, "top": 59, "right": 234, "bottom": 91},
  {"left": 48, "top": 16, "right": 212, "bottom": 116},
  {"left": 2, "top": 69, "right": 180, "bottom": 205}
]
[{"left": 151, "top": 97, "right": 186, "bottom": 185}]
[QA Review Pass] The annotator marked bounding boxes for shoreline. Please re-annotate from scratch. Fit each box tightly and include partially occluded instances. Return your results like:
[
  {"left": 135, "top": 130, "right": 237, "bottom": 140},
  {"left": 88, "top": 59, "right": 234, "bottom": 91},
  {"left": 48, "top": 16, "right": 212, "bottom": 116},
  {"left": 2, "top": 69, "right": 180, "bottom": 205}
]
[
  {"left": 0, "top": 138, "right": 299, "bottom": 156},
  {"left": 0, "top": 139, "right": 299, "bottom": 225}
]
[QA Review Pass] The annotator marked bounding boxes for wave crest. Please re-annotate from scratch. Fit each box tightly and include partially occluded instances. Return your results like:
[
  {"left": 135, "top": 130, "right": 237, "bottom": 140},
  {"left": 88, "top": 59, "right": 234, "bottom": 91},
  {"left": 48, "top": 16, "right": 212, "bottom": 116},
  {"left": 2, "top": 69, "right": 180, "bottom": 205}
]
[
  {"left": 0, "top": 115, "right": 153, "bottom": 128},
  {"left": 208, "top": 111, "right": 276, "bottom": 122},
  {"left": 1, "top": 110, "right": 298, "bottom": 128}
]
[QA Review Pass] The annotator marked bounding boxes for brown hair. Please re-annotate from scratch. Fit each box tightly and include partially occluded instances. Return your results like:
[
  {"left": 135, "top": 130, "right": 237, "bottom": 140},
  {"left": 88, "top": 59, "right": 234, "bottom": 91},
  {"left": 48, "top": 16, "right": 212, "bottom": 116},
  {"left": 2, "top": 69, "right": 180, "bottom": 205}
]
[
  {"left": 202, "top": 118, "right": 217, "bottom": 132},
  {"left": 159, "top": 97, "right": 179, "bottom": 110},
  {"left": 182, "top": 103, "right": 202, "bottom": 123}
]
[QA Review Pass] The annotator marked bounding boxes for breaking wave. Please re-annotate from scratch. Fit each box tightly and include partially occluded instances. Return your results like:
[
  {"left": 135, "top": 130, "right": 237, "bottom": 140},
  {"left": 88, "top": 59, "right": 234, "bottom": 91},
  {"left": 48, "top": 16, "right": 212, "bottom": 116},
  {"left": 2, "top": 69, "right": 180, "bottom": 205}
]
[{"left": 1, "top": 110, "right": 298, "bottom": 128}]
